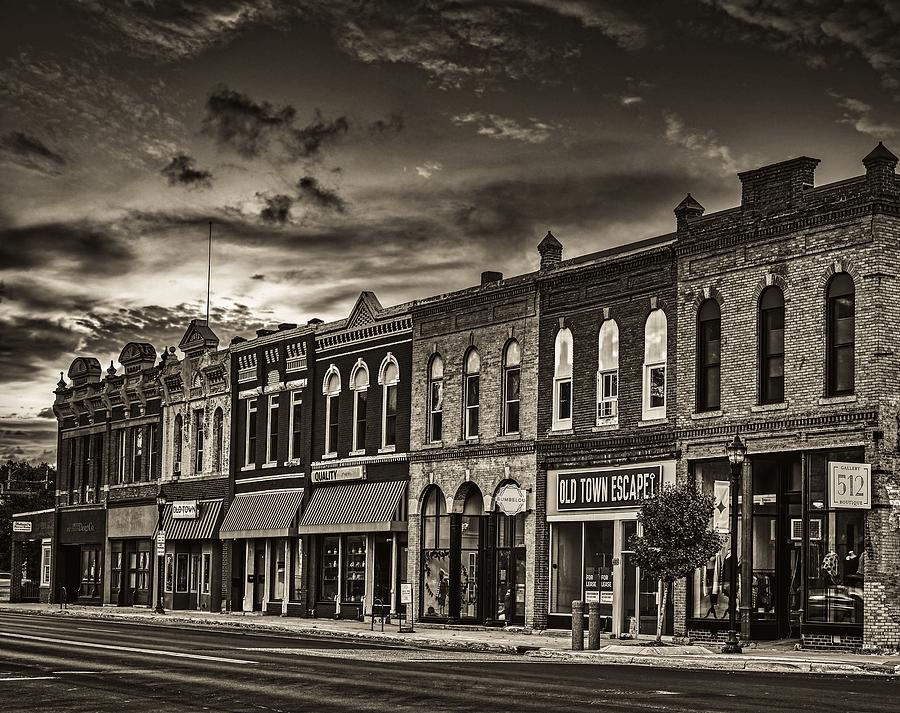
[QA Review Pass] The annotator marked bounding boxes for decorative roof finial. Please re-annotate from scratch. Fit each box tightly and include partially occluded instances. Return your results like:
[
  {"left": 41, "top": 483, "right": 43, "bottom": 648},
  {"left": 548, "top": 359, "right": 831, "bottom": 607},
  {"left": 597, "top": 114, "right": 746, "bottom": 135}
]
[
  {"left": 57, "top": 372, "right": 66, "bottom": 389},
  {"left": 107, "top": 360, "right": 117, "bottom": 376}
]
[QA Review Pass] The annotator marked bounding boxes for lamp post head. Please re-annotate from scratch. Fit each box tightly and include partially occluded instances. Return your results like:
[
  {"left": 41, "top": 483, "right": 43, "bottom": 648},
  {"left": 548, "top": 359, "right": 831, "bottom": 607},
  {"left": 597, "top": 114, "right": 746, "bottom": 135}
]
[
  {"left": 726, "top": 433, "right": 747, "bottom": 466},
  {"left": 156, "top": 492, "right": 167, "bottom": 509}
]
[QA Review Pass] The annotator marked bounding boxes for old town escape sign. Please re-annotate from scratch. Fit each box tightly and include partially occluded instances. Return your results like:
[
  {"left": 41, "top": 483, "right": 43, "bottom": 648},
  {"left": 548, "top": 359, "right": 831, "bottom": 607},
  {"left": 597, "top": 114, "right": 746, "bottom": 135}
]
[{"left": 557, "top": 466, "right": 662, "bottom": 510}]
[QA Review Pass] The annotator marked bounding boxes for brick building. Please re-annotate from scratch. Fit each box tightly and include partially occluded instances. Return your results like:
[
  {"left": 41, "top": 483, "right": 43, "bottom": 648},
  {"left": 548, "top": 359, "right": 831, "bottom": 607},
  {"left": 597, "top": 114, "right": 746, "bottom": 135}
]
[
  {"left": 157, "top": 320, "right": 231, "bottom": 612},
  {"left": 673, "top": 145, "right": 900, "bottom": 650},
  {"left": 221, "top": 321, "right": 315, "bottom": 614},
  {"left": 535, "top": 232, "right": 679, "bottom": 633},
  {"left": 408, "top": 268, "right": 538, "bottom": 626}
]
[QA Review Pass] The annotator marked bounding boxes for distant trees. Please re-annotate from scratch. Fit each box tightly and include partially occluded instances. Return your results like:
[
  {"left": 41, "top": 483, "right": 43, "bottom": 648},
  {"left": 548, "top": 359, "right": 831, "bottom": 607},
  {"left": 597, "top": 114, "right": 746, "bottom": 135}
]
[{"left": 0, "top": 460, "right": 56, "bottom": 572}]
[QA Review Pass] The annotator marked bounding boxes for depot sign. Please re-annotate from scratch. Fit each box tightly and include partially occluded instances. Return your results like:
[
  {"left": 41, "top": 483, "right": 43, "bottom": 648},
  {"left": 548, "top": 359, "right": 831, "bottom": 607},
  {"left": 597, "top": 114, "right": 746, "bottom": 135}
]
[{"left": 553, "top": 464, "right": 668, "bottom": 512}]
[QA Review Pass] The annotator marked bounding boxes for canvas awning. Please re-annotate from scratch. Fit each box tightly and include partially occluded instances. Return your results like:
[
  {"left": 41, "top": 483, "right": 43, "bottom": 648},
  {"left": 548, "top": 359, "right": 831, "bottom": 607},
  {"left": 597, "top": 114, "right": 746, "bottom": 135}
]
[
  {"left": 161, "top": 499, "right": 223, "bottom": 541},
  {"left": 297, "top": 479, "right": 407, "bottom": 535},
  {"left": 220, "top": 490, "right": 304, "bottom": 539}
]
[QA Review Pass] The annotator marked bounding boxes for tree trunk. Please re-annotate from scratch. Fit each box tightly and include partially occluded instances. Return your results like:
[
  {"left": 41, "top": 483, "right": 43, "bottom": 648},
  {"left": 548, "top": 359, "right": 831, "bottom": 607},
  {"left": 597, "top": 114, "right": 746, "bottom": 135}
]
[{"left": 656, "top": 579, "right": 668, "bottom": 644}]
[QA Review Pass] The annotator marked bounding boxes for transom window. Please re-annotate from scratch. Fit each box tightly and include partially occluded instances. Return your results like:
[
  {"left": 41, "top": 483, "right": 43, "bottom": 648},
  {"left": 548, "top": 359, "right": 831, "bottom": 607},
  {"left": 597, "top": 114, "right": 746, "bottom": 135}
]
[
  {"left": 597, "top": 319, "right": 619, "bottom": 422},
  {"left": 553, "top": 328, "right": 573, "bottom": 430}
]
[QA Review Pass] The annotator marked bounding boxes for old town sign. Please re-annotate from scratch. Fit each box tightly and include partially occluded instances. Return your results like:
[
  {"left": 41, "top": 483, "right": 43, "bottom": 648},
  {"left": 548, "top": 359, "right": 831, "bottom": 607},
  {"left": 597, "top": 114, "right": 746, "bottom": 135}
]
[{"left": 557, "top": 466, "right": 662, "bottom": 510}]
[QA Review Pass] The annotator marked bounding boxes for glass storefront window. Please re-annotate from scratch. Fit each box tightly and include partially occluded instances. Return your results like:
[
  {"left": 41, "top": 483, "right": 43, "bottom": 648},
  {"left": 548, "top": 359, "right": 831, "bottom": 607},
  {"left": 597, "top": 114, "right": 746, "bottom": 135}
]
[
  {"left": 343, "top": 535, "right": 366, "bottom": 603},
  {"left": 292, "top": 538, "right": 303, "bottom": 601},
  {"left": 111, "top": 549, "right": 123, "bottom": 591},
  {"left": 584, "top": 521, "right": 614, "bottom": 623},
  {"left": 320, "top": 535, "right": 339, "bottom": 601},
  {"left": 551, "top": 522, "right": 582, "bottom": 613},
  {"left": 272, "top": 538, "right": 286, "bottom": 601},
  {"left": 202, "top": 553, "right": 211, "bottom": 595},
  {"left": 164, "top": 553, "right": 174, "bottom": 592},
  {"left": 421, "top": 486, "right": 450, "bottom": 618},
  {"left": 176, "top": 553, "right": 189, "bottom": 593},
  {"left": 79, "top": 546, "right": 101, "bottom": 598}
]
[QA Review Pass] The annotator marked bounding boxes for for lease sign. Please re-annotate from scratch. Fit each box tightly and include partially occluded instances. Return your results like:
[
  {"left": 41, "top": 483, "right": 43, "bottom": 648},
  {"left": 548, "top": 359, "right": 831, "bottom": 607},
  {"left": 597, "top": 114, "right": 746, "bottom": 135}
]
[{"left": 557, "top": 466, "right": 662, "bottom": 510}]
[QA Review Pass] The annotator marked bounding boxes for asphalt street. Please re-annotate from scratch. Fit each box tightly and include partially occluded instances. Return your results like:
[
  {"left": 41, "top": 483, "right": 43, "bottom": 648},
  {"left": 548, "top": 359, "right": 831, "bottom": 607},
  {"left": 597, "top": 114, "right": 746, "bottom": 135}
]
[{"left": 0, "top": 611, "right": 896, "bottom": 712}]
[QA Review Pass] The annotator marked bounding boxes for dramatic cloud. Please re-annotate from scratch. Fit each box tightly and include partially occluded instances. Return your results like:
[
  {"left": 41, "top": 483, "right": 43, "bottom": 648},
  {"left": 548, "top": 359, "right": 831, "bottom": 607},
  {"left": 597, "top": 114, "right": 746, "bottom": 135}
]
[
  {"left": 415, "top": 161, "right": 443, "bottom": 179},
  {"left": 259, "top": 193, "right": 294, "bottom": 223},
  {"left": 663, "top": 111, "right": 747, "bottom": 176},
  {"left": 516, "top": 0, "right": 647, "bottom": 50},
  {"left": 368, "top": 113, "right": 405, "bottom": 133},
  {"left": 202, "top": 85, "right": 348, "bottom": 160},
  {"left": 829, "top": 92, "right": 897, "bottom": 138},
  {"left": 161, "top": 153, "right": 213, "bottom": 187},
  {"left": 452, "top": 113, "right": 558, "bottom": 143},
  {"left": 0, "top": 416, "right": 58, "bottom": 463},
  {"left": 296, "top": 176, "right": 346, "bottom": 212},
  {"left": 0, "top": 222, "right": 134, "bottom": 276},
  {"left": 0, "top": 130, "right": 66, "bottom": 176}
]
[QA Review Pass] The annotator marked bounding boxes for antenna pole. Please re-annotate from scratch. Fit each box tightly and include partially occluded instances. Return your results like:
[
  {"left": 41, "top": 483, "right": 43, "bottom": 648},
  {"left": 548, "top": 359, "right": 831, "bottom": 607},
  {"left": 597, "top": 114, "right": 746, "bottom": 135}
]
[{"left": 206, "top": 221, "right": 212, "bottom": 325}]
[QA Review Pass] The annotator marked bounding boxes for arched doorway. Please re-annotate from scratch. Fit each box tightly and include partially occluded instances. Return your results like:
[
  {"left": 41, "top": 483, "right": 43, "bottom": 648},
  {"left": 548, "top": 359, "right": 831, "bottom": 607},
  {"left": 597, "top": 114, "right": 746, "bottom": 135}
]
[{"left": 492, "top": 480, "right": 526, "bottom": 625}]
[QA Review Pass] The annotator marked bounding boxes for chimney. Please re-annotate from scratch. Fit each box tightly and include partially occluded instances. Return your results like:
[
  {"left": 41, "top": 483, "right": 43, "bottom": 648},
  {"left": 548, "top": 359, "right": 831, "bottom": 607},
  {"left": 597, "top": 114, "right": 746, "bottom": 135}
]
[
  {"left": 738, "top": 156, "right": 819, "bottom": 222},
  {"left": 863, "top": 141, "right": 898, "bottom": 196},
  {"left": 307, "top": 317, "right": 324, "bottom": 327},
  {"left": 538, "top": 231, "right": 563, "bottom": 270},
  {"left": 481, "top": 271, "right": 503, "bottom": 285},
  {"left": 674, "top": 193, "right": 704, "bottom": 233},
  {"left": 256, "top": 328, "right": 274, "bottom": 338},
  {"left": 278, "top": 322, "right": 298, "bottom": 331},
  {"left": 230, "top": 336, "right": 247, "bottom": 345}
]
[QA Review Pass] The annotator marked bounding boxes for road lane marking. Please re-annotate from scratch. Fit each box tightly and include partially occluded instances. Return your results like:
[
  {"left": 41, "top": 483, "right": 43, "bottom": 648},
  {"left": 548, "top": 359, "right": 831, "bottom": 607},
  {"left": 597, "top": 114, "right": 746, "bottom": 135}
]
[
  {"left": 0, "top": 676, "right": 58, "bottom": 682},
  {"left": 0, "top": 632, "right": 257, "bottom": 665}
]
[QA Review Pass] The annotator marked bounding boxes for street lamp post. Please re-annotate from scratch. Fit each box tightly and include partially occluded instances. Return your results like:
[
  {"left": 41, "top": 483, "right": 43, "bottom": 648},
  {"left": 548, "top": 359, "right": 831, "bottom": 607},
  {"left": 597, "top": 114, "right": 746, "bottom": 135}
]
[
  {"left": 155, "top": 491, "right": 167, "bottom": 614},
  {"left": 722, "top": 433, "right": 746, "bottom": 654}
]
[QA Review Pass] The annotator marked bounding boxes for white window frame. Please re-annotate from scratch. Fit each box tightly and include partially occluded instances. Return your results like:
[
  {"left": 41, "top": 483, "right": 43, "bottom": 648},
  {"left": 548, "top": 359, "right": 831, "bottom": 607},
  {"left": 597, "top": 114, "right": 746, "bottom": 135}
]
[
  {"left": 463, "top": 349, "right": 480, "bottom": 440},
  {"left": 596, "top": 319, "right": 619, "bottom": 425},
  {"left": 323, "top": 365, "right": 341, "bottom": 457},
  {"left": 194, "top": 408, "right": 205, "bottom": 474},
  {"left": 379, "top": 353, "right": 400, "bottom": 450},
  {"left": 132, "top": 427, "right": 143, "bottom": 482},
  {"left": 288, "top": 391, "right": 303, "bottom": 462},
  {"left": 502, "top": 340, "right": 521, "bottom": 436},
  {"left": 350, "top": 359, "right": 369, "bottom": 454},
  {"left": 266, "top": 395, "right": 279, "bottom": 466},
  {"left": 40, "top": 541, "right": 51, "bottom": 586},
  {"left": 427, "top": 354, "right": 444, "bottom": 444},
  {"left": 552, "top": 328, "right": 573, "bottom": 431},
  {"left": 244, "top": 398, "right": 257, "bottom": 467},
  {"left": 642, "top": 309, "right": 668, "bottom": 420},
  {"left": 117, "top": 429, "right": 127, "bottom": 483}
]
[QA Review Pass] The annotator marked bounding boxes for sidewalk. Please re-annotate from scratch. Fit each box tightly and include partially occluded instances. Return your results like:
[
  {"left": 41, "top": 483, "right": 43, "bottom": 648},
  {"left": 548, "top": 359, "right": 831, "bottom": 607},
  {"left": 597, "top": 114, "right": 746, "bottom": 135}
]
[{"left": 2, "top": 602, "right": 898, "bottom": 676}]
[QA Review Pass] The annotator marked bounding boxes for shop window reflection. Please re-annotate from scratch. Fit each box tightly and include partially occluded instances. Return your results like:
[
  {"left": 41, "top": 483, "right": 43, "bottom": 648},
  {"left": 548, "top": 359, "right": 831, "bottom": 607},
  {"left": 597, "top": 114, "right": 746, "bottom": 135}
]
[{"left": 421, "top": 486, "right": 450, "bottom": 618}]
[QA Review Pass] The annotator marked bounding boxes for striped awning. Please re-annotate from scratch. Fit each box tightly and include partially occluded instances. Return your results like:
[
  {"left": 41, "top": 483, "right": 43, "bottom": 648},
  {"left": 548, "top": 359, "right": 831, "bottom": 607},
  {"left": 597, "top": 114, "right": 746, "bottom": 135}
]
[
  {"left": 220, "top": 489, "right": 304, "bottom": 539},
  {"left": 161, "top": 499, "right": 223, "bottom": 541},
  {"left": 298, "top": 480, "right": 407, "bottom": 534}
]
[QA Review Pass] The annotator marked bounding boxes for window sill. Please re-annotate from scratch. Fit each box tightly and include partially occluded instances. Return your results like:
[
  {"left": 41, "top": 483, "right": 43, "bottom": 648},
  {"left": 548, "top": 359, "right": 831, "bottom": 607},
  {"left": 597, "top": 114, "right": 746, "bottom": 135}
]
[
  {"left": 750, "top": 402, "right": 787, "bottom": 413},
  {"left": 378, "top": 445, "right": 396, "bottom": 454},
  {"left": 462, "top": 436, "right": 480, "bottom": 445},
  {"left": 592, "top": 422, "right": 619, "bottom": 432},
  {"left": 262, "top": 462, "right": 278, "bottom": 469},
  {"left": 240, "top": 464, "right": 255, "bottom": 472},
  {"left": 321, "top": 452, "right": 338, "bottom": 460},
  {"left": 349, "top": 449, "right": 366, "bottom": 457},
  {"left": 496, "top": 433, "right": 521, "bottom": 441},
  {"left": 638, "top": 417, "right": 669, "bottom": 427},
  {"left": 548, "top": 428, "right": 574, "bottom": 436},
  {"left": 285, "top": 458, "right": 303, "bottom": 466},
  {"left": 420, "top": 441, "right": 443, "bottom": 450},
  {"left": 818, "top": 395, "right": 857, "bottom": 406},
  {"left": 691, "top": 409, "right": 724, "bottom": 420}
]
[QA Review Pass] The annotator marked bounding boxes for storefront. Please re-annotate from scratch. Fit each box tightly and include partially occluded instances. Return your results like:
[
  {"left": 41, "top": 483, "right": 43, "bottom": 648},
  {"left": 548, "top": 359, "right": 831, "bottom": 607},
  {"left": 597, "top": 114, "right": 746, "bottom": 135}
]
[
  {"left": 10, "top": 509, "right": 55, "bottom": 603},
  {"left": 546, "top": 460, "right": 676, "bottom": 633},
  {"left": 298, "top": 467, "right": 408, "bottom": 620},
  {"left": 57, "top": 507, "right": 106, "bottom": 604},
  {"left": 686, "top": 448, "right": 867, "bottom": 646},
  {"left": 106, "top": 503, "right": 156, "bottom": 607},
  {"left": 159, "top": 499, "right": 224, "bottom": 612},
  {"left": 220, "top": 489, "right": 305, "bottom": 615}
]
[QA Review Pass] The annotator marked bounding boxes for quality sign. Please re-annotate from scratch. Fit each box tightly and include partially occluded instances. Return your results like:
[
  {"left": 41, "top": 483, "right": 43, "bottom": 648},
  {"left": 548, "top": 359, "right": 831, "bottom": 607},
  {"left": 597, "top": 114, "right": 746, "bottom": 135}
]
[{"left": 557, "top": 466, "right": 662, "bottom": 510}]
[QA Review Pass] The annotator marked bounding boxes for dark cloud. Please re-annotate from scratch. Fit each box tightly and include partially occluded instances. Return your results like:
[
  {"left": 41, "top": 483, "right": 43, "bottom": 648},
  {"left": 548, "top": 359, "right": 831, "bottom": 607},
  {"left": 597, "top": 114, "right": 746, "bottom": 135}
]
[
  {"left": 0, "top": 130, "right": 67, "bottom": 176},
  {"left": 0, "top": 222, "right": 134, "bottom": 275},
  {"left": 250, "top": 273, "right": 266, "bottom": 280},
  {"left": 202, "top": 86, "right": 348, "bottom": 160},
  {"left": 368, "top": 113, "right": 404, "bottom": 133},
  {"left": 0, "top": 417, "right": 58, "bottom": 464},
  {"left": 0, "top": 315, "right": 83, "bottom": 385},
  {"left": 259, "top": 194, "right": 294, "bottom": 223},
  {"left": 161, "top": 153, "right": 213, "bottom": 188},
  {"left": 296, "top": 176, "right": 346, "bottom": 213}
]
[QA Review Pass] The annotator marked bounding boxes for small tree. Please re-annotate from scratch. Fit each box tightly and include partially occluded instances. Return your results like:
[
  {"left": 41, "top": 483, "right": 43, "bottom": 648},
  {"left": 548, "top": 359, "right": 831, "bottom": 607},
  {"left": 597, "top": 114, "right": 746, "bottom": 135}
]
[{"left": 629, "top": 482, "right": 722, "bottom": 643}]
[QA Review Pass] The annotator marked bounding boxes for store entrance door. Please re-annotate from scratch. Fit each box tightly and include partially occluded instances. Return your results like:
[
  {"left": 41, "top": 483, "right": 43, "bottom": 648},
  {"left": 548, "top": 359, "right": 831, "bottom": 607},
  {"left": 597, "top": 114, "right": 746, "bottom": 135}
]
[
  {"left": 252, "top": 544, "right": 266, "bottom": 611},
  {"left": 373, "top": 535, "right": 392, "bottom": 617}
]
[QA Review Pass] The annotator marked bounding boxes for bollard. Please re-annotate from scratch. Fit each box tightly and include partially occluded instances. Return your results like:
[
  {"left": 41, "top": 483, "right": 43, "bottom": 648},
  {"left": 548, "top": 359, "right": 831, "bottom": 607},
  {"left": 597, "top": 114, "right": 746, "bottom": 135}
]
[
  {"left": 571, "top": 600, "right": 584, "bottom": 651},
  {"left": 588, "top": 601, "right": 602, "bottom": 650}
]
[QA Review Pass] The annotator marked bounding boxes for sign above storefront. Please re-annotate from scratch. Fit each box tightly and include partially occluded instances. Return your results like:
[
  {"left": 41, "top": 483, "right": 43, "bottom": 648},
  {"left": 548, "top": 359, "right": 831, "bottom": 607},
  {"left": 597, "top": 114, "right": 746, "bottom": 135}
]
[
  {"left": 828, "top": 462, "right": 871, "bottom": 509},
  {"left": 557, "top": 466, "right": 662, "bottom": 511},
  {"left": 172, "top": 500, "right": 199, "bottom": 519},
  {"left": 311, "top": 464, "right": 366, "bottom": 484},
  {"left": 495, "top": 484, "right": 528, "bottom": 516},
  {"left": 12, "top": 521, "right": 32, "bottom": 533}
]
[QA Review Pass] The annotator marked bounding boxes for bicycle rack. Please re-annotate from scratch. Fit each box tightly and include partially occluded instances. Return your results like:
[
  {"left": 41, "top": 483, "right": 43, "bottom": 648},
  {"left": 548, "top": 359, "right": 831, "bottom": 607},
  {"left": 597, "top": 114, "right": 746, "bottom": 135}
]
[
  {"left": 59, "top": 586, "right": 67, "bottom": 610},
  {"left": 370, "top": 597, "right": 385, "bottom": 632}
]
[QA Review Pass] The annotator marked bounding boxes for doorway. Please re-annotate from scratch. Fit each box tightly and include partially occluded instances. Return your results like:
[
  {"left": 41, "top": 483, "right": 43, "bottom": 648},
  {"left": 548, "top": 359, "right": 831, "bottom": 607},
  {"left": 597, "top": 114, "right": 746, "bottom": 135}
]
[
  {"left": 494, "top": 512, "right": 526, "bottom": 625},
  {"left": 373, "top": 535, "right": 392, "bottom": 616},
  {"left": 252, "top": 543, "right": 266, "bottom": 611}
]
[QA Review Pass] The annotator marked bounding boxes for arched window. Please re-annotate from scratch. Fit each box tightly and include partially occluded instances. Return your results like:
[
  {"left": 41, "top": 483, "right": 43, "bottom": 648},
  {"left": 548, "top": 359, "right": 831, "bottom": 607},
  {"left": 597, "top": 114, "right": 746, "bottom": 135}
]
[
  {"left": 213, "top": 408, "right": 224, "bottom": 472},
  {"left": 758, "top": 287, "right": 785, "bottom": 404},
  {"left": 826, "top": 273, "right": 855, "bottom": 396},
  {"left": 553, "top": 328, "right": 573, "bottom": 430},
  {"left": 696, "top": 300, "right": 721, "bottom": 412},
  {"left": 350, "top": 360, "right": 369, "bottom": 452},
  {"left": 379, "top": 354, "right": 400, "bottom": 448},
  {"left": 643, "top": 309, "right": 667, "bottom": 420},
  {"left": 597, "top": 320, "right": 619, "bottom": 422},
  {"left": 173, "top": 414, "right": 183, "bottom": 475},
  {"left": 420, "top": 486, "right": 450, "bottom": 619},
  {"left": 194, "top": 408, "right": 205, "bottom": 472},
  {"left": 427, "top": 354, "right": 444, "bottom": 443},
  {"left": 502, "top": 340, "right": 521, "bottom": 435},
  {"left": 463, "top": 348, "right": 480, "bottom": 439},
  {"left": 323, "top": 366, "right": 341, "bottom": 455}
]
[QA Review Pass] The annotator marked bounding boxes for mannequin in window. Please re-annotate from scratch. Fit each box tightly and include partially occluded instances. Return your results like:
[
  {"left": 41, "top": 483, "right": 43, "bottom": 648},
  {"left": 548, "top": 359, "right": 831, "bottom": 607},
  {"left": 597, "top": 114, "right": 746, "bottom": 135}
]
[
  {"left": 821, "top": 551, "right": 839, "bottom": 586},
  {"left": 437, "top": 568, "right": 448, "bottom": 615},
  {"left": 701, "top": 551, "right": 722, "bottom": 618}
]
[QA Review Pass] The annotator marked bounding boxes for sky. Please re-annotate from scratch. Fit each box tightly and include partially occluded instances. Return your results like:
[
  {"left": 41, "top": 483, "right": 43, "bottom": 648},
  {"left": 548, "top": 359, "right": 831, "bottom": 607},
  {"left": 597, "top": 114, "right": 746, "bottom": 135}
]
[{"left": 2, "top": 0, "right": 899, "bottom": 464}]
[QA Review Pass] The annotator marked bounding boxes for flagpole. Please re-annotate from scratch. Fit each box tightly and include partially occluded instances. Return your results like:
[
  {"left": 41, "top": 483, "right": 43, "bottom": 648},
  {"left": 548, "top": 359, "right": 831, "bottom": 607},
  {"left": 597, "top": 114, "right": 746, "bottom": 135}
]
[{"left": 206, "top": 221, "right": 212, "bottom": 325}]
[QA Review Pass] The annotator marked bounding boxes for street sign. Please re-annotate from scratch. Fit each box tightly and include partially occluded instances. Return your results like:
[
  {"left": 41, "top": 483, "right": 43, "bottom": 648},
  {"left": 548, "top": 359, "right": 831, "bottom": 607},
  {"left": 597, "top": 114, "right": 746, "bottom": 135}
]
[
  {"left": 12, "top": 521, "right": 32, "bottom": 533},
  {"left": 400, "top": 583, "right": 413, "bottom": 605},
  {"left": 828, "top": 462, "right": 871, "bottom": 509},
  {"left": 156, "top": 530, "right": 166, "bottom": 555}
]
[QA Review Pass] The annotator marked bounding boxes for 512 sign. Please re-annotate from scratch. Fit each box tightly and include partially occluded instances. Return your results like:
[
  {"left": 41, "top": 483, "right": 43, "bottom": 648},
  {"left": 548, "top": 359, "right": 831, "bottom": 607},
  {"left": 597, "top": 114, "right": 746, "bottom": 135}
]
[{"left": 828, "top": 462, "right": 871, "bottom": 509}]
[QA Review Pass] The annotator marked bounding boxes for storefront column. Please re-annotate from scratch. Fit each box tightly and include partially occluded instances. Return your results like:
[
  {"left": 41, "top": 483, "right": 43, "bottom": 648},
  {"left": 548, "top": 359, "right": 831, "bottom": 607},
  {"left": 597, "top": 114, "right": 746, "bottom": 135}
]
[
  {"left": 365, "top": 534, "right": 375, "bottom": 616},
  {"left": 263, "top": 539, "right": 272, "bottom": 611},
  {"left": 282, "top": 538, "right": 292, "bottom": 616},
  {"left": 390, "top": 534, "right": 399, "bottom": 616},
  {"left": 612, "top": 522, "right": 625, "bottom": 637}
]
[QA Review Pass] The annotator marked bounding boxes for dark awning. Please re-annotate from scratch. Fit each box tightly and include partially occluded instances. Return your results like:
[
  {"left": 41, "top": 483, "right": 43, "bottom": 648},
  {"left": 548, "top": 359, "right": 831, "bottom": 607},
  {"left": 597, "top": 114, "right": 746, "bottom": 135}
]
[
  {"left": 297, "top": 480, "right": 407, "bottom": 535},
  {"left": 220, "top": 489, "right": 304, "bottom": 539},
  {"left": 161, "top": 499, "right": 223, "bottom": 541}
]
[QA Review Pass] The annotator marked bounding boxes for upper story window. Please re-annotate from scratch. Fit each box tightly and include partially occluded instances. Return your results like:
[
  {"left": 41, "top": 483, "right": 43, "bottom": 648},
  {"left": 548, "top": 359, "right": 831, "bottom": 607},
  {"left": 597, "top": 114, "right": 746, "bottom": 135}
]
[
  {"left": 696, "top": 300, "right": 721, "bottom": 412},
  {"left": 502, "top": 340, "right": 521, "bottom": 435},
  {"left": 244, "top": 398, "right": 257, "bottom": 467},
  {"left": 552, "top": 328, "right": 573, "bottom": 431},
  {"left": 289, "top": 392, "right": 303, "bottom": 461},
  {"left": 350, "top": 360, "right": 369, "bottom": 452},
  {"left": 597, "top": 319, "right": 619, "bottom": 423},
  {"left": 132, "top": 427, "right": 143, "bottom": 481},
  {"left": 642, "top": 309, "right": 667, "bottom": 420},
  {"left": 266, "top": 395, "right": 279, "bottom": 465},
  {"left": 427, "top": 354, "right": 444, "bottom": 443},
  {"left": 323, "top": 366, "right": 341, "bottom": 455},
  {"left": 826, "top": 273, "right": 855, "bottom": 396},
  {"left": 380, "top": 354, "right": 400, "bottom": 449},
  {"left": 173, "top": 415, "right": 183, "bottom": 475},
  {"left": 212, "top": 408, "right": 223, "bottom": 472},
  {"left": 147, "top": 424, "right": 157, "bottom": 479},
  {"left": 463, "top": 348, "right": 481, "bottom": 439},
  {"left": 194, "top": 409, "right": 204, "bottom": 473},
  {"left": 759, "top": 287, "right": 785, "bottom": 404}
]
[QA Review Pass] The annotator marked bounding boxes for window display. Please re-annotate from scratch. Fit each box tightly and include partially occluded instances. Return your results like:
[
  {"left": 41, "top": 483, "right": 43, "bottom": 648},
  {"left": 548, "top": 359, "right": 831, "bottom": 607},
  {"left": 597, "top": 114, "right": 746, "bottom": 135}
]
[
  {"left": 343, "top": 535, "right": 366, "bottom": 603},
  {"left": 551, "top": 522, "right": 582, "bottom": 613},
  {"left": 164, "top": 553, "right": 174, "bottom": 593},
  {"left": 292, "top": 538, "right": 303, "bottom": 601},
  {"left": 421, "top": 486, "right": 451, "bottom": 618},
  {"left": 320, "top": 535, "right": 339, "bottom": 601}
]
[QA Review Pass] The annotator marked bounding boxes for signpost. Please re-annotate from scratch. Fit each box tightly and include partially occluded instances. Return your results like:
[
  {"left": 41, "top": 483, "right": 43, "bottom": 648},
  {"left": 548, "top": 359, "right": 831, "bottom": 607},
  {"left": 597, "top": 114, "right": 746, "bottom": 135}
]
[
  {"left": 828, "top": 462, "right": 871, "bottom": 509},
  {"left": 156, "top": 530, "right": 166, "bottom": 556},
  {"left": 399, "top": 583, "right": 414, "bottom": 633}
]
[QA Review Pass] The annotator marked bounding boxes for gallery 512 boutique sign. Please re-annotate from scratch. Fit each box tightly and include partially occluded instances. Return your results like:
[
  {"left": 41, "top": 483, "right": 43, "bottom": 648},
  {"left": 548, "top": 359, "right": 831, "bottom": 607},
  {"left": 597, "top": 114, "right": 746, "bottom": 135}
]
[{"left": 557, "top": 466, "right": 662, "bottom": 510}]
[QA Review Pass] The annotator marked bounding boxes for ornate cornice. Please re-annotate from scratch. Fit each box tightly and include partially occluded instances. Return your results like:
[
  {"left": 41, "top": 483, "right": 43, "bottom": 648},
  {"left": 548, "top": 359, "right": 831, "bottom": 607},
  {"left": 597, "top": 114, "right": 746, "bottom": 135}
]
[{"left": 675, "top": 408, "right": 879, "bottom": 441}]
